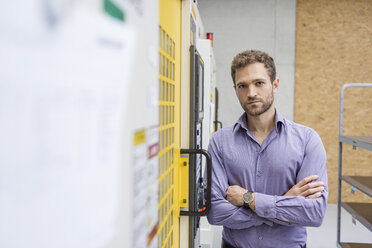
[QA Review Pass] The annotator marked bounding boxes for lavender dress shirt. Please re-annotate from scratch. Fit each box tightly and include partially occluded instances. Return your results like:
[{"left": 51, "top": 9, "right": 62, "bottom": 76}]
[{"left": 206, "top": 110, "right": 328, "bottom": 248}]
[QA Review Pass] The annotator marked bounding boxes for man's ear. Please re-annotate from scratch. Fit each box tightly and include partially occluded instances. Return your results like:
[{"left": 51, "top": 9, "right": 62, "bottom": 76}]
[{"left": 273, "top": 78, "right": 279, "bottom": 93}]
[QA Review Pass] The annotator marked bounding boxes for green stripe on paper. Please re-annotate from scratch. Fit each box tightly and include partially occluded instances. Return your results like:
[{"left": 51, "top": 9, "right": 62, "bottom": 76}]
[{"left": 104, "top": 0, "right": 124, "bottom": 22}]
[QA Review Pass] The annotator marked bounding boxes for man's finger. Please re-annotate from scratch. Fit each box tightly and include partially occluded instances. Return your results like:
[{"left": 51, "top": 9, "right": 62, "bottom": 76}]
[
  {"left": 299, "top": 181, "right": 324, "bottom": 192},
  {"left": 301, "top": 186, "right": 324, "bottom": 197},
  {"left": 306, "top": 192, "right": 322, "bottom": 199},
  {"left": 296, "top": 175, "right": 319, "bottom": 187}
]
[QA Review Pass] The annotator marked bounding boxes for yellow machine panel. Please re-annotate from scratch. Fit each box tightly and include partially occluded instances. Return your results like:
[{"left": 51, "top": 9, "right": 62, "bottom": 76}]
[
  {"left": 179, "top": 157, "right": 189, "bottom": 208},
  {"left": 158, "top": 0, "right": 182, "bottom": 247}
]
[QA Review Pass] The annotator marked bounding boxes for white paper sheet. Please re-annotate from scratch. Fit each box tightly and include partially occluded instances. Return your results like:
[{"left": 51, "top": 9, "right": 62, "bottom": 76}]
[{"left": 0, "top": 3, "right": 136, "bottom": 248}]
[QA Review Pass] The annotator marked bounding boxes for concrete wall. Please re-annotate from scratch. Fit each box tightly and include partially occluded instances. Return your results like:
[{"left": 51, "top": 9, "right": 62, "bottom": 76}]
[{"left": 198, "top": 0, "right": 296, "bottom": 126}]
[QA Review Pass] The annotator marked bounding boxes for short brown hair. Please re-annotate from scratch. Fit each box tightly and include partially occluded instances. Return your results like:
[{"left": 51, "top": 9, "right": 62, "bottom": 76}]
[{"left": 231, "top": 50, "right": 276, "bottom": 84}]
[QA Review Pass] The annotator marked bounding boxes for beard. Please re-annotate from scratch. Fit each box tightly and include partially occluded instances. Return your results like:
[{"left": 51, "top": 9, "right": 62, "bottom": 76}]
[{"left": 243, "top": 92, "right": 274, "bottom": 117}]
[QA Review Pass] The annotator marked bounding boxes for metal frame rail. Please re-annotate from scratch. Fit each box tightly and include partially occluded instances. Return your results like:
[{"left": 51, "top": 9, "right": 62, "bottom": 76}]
[{"left": 337, "top": 83, "right": 372, "bottom": 248}]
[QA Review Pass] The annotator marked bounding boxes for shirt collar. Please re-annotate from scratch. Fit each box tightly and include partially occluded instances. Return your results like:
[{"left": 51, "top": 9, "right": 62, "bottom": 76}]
[{"left": 233, "top": 109, "right": 285, "bottom": 132}]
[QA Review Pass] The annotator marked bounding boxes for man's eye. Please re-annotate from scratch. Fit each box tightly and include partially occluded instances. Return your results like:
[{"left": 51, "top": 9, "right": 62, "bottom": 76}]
[
  {"left": 256, "top": 81, "right": 264, "bottom": 86},
  {"left": 238, "top": 84, "right": 246, "bottom": 89}
]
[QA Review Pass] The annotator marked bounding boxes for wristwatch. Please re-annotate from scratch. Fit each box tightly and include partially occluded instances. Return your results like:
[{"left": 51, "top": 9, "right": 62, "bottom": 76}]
[{"left": 242, "top": 191, "right": 254, "bottom": 209}]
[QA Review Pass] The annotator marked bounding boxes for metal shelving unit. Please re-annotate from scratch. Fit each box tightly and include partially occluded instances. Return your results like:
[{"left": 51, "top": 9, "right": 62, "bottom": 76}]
[
  {"left": 341, "top": 175, "right": 372, "bottom": 197},
  {"left": 339, "top": 244, "right": 372, "bottom": 248},
  {"left": 337, "top": 84, "right": 372, "bottom": 248}
]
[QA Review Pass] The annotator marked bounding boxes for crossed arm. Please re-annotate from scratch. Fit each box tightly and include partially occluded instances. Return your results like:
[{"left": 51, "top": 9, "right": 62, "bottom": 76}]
[
  {"left": 226, "top": 175, "right": 325, "bottom": 224},
  {"left": 208, "top": 174, "right": 328, "bottom": 229},
  {"left": 227, "top": 174, "right": 325, "bottom": 210}
]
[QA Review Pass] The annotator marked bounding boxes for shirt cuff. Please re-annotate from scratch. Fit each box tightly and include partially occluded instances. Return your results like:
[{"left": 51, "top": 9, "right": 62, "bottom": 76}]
[{"left": 254, "top": 193, "right": 277, "bottom": 219}]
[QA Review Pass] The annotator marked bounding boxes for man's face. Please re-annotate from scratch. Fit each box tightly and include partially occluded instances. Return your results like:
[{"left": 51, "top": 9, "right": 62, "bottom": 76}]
[{"left": 234, "top": 62, "right": 278, "bottom": 117}]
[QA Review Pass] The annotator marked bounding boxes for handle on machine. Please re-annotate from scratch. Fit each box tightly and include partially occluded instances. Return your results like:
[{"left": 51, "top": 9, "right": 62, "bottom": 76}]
[
  {"left": 214, "top": 121, "right": 223, "bottom": 130},
  {"left": 179, "top": 148, "right": 211, "bottom": 216}
]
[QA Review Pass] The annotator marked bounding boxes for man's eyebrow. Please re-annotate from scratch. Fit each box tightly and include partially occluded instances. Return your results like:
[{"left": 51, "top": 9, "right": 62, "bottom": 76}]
[
  {"left": 252, "top": 78, "right": 266, "bottom": 82},
  {"left": 237, "top": 78, "right": 266, "bottom": 84}
]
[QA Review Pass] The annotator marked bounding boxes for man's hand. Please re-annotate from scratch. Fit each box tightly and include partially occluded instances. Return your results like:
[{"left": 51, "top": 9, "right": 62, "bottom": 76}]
[
  {"left": 226, "top": 185, "right": 247, "bottom": 206},
  {"left": 284, "top": 175, "right": 324, "bottom": 199}
]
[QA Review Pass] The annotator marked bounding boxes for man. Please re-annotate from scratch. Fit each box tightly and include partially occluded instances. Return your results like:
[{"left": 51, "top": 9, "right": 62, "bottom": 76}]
[{"left": 206, "top": 50, "right": 328, "bottom": 248}]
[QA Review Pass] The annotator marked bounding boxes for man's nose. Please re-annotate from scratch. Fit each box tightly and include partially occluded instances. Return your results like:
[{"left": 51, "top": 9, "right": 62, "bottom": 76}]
[{"left": 247, "top": 85, "right": 257, "bottom": 98}]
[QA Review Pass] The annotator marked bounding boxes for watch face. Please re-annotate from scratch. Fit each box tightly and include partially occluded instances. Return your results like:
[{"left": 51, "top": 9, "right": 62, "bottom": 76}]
[
  {"left": 243, "top": 192, "right": 252, "bottom": 204},
  {"left": 243, "top": 192, "right": 250, "bottom": 204}
]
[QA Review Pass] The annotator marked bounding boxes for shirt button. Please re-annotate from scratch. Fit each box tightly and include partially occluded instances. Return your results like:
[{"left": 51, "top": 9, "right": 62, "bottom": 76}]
[
  {"left": 257, "top": 171, "right": 262, "bottom": 177},
  {"left": 264, "top": 211, "right": 268, "bottom": 216},
  {"left": 259, "top": 236, "right": 263, "bottom": 240}
]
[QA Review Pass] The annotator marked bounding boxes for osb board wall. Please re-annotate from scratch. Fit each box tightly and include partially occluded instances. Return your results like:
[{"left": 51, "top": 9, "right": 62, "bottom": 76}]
[{"left": 295, "top": 0, "right": 372, "bottom": 204}]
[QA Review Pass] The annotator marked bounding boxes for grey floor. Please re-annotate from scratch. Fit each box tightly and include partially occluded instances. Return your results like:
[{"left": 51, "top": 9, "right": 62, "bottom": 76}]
[{"left": 209, "top": 204, "right": 372, "bottom": 248}]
